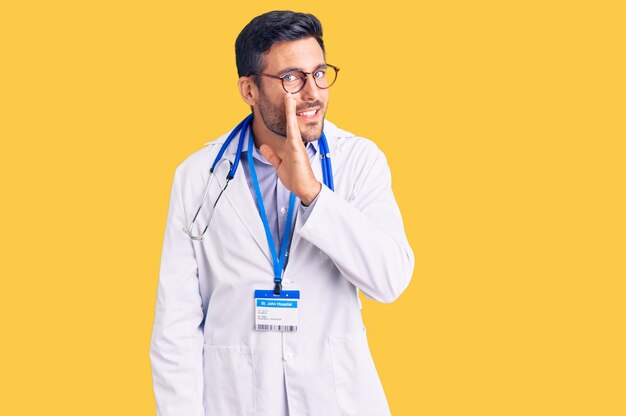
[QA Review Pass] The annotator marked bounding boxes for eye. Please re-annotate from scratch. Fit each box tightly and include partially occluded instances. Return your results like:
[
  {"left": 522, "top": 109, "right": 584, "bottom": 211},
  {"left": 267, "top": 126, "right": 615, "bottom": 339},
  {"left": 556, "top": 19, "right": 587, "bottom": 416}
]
[
  {"left": 283, "top": 73, "right": 300, "bottom": 83},
  {"left": 313, "top": 69, "right": 326, "bottom": 78}
]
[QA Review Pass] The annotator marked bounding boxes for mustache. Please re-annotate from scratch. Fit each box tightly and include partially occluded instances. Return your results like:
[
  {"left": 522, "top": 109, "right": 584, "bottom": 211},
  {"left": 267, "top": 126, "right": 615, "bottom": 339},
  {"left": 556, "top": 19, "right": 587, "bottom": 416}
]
[{"left": 295, "top": 101, "right": 324, "bottom": 113}]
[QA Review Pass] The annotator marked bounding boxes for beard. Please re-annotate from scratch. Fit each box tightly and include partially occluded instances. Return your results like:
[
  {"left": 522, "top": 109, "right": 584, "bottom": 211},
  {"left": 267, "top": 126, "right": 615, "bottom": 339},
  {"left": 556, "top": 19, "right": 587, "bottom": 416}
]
[{"left": 256, "top": 92, "right": 326, "bottom": 143}]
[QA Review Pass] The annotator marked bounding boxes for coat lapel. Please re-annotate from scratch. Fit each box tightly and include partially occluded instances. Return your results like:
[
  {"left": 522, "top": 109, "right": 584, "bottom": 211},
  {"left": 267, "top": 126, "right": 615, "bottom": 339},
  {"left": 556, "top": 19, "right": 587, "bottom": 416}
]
[
  {"left": 212, "top": 123, "right": 334, "bottom": 269},
  {"left": 213, "top": 145, "right": 273, "bottom": 266}
]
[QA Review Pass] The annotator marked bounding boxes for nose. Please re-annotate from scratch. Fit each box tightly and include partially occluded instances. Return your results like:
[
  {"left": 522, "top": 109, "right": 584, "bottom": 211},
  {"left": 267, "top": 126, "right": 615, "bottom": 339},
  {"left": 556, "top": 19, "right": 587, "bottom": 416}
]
[{"left": 298, "top": 73, "right": 322, "bottom": 101}]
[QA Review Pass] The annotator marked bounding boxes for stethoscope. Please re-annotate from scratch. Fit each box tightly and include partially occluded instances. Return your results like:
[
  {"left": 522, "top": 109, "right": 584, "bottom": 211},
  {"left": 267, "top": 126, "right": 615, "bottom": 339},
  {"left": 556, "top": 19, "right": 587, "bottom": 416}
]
[{"left": 184, "top": 114, "right": 334, "bottom": 291}]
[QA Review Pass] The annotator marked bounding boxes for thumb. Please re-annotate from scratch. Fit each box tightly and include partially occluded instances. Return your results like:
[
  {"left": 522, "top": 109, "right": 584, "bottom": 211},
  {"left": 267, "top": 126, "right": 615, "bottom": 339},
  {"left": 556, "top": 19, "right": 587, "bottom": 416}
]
[{"left": 259, "top": 144, "right": 282, "bottom": 171}]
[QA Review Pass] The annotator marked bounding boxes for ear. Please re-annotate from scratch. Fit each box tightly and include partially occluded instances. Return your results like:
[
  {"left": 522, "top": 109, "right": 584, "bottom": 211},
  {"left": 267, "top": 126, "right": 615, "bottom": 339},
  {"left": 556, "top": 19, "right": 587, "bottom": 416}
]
[{"left": 238, "top": 76, "right": 258, "bottom": 106}]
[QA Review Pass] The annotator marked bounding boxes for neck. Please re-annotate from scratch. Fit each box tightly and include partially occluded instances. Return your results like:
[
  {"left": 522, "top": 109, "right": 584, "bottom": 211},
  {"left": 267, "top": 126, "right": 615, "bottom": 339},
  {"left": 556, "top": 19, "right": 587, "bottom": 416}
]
[{"left": 251, "top": 116, "right": 287, "bottom": 152}]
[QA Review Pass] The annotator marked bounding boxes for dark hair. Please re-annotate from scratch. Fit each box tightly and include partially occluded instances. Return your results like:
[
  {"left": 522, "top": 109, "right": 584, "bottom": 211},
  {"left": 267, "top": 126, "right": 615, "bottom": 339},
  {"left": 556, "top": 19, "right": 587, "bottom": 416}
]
[{"left": 235, "top": 11, "right": 325, "bottom": 77}]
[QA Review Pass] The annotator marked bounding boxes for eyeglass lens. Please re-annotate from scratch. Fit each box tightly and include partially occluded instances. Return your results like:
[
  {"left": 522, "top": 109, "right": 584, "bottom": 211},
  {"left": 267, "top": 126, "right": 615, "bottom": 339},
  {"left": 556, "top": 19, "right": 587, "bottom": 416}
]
[{"left": 282, "top": 66, "right": 338, "bottom": 93}]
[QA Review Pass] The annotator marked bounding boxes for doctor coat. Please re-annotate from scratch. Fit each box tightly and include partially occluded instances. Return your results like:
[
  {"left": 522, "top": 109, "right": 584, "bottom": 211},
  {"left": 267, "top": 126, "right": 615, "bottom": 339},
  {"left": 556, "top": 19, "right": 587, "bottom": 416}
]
[{"left": 150, "top": 120, "right": 414, "bottom": 416}]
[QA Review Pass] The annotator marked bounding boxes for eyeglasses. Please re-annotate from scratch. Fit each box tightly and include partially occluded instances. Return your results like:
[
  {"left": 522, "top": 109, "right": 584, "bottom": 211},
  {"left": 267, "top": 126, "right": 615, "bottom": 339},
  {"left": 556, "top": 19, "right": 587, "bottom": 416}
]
[{"left": 249, "top": 64, "right": 339, "bottom": 94}]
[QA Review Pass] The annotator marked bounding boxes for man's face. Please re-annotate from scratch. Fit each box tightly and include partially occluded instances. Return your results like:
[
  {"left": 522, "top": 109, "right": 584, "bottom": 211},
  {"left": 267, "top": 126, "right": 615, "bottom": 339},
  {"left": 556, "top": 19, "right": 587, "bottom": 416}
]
[{"left": 253, "top": 37, "right": 329, "bottom": 142}]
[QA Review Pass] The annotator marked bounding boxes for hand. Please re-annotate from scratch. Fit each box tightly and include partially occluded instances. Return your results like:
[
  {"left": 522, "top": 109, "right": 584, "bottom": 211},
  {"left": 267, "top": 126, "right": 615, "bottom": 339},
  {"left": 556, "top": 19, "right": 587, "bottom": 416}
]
[{"left": 259, "top": 94, "right": 322, "bottom": 205}]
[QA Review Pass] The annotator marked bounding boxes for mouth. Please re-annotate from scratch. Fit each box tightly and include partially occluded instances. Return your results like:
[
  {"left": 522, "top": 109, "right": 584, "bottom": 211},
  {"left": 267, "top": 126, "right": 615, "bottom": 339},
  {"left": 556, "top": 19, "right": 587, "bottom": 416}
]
[{"left": 296, "top": 107, "right": 321, "bottom": 120}]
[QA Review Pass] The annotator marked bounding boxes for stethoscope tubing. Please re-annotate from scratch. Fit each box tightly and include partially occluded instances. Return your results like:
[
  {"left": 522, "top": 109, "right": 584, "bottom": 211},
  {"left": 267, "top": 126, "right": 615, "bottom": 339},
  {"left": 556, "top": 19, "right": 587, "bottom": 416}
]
[
  {"left": 185, "top": 114, "right": 334, "bottom": 243},
  {"left": 213, "top": 114, "right": 333, "bottom": 191}
]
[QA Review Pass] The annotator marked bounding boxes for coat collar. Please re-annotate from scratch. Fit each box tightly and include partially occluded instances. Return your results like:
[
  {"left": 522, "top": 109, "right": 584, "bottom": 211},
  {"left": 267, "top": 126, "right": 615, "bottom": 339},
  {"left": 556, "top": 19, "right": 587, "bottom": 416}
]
[{"left": 208, "top": 118, "right": 341, "bottom": 266}]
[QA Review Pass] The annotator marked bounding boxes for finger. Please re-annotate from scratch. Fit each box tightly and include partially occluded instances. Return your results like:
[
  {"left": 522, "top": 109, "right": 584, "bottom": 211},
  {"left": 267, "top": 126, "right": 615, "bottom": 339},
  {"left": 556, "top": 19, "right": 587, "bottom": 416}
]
[
  {"left": 259, "top": 144, "right": 282, "bottom": 171},
  {"left": 284, "top": 93, "right": 301, "bottom": 144}
]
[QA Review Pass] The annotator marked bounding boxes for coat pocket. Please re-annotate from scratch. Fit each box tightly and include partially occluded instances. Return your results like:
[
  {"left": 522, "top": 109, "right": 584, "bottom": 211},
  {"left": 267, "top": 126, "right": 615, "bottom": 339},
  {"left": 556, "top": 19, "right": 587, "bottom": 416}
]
[
  {"left": 329, "top": 329, "right": 390, "bottom": 416},
  {"left": 203, "top": 345, "right": 256, "bottom": 416}
]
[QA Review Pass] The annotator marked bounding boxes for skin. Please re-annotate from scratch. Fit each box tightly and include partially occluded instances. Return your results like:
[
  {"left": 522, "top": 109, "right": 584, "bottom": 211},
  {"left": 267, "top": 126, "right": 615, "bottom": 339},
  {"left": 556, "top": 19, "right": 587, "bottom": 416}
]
[{"left": 238, "top": 37, "right": 329, "bottom": 205}]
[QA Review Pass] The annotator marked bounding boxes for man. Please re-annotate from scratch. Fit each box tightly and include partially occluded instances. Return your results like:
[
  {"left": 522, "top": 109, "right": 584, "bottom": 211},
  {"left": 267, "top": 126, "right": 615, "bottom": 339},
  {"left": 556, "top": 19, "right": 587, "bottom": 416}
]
[{"left": 150, "top": 10, "right": 414, "bottom": 416}]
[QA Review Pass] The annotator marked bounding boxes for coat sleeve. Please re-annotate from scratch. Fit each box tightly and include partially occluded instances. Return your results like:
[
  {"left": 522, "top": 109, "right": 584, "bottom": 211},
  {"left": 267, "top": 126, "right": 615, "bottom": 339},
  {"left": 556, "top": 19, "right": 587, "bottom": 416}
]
[
  {"left": 297, "top": 140, "right": 414, "bottom": 303},
  {"left": 150, "top": 166, "right": 205, "bottom": 416}
]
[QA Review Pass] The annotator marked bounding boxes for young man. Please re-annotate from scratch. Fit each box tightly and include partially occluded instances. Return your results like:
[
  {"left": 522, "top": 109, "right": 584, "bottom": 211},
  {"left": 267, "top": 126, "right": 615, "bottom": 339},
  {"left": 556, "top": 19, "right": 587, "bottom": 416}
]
[{"left": 150, "top": 10, "right": 414, "bottom": 416}]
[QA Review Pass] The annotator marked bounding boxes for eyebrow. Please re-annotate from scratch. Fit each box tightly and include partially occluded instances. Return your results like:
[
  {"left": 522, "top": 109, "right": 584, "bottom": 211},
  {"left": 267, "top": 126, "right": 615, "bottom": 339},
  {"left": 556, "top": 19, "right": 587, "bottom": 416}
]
[{"left": 277, "top": 63, "right": 327, "bottom": 76}]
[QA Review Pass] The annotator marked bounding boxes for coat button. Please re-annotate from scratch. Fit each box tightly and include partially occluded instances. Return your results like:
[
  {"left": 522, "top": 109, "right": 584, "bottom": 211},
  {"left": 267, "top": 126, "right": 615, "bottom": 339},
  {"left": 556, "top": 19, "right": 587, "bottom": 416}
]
[{"left": 283, "top": 352, "right": 295, "bottom": 361}]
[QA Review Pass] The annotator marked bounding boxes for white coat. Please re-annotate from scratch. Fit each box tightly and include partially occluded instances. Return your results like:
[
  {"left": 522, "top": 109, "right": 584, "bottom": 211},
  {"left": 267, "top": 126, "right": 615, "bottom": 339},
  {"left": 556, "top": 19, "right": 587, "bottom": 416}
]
[{"left": 150, "top": 119, "right": 414, "bottom": 416}]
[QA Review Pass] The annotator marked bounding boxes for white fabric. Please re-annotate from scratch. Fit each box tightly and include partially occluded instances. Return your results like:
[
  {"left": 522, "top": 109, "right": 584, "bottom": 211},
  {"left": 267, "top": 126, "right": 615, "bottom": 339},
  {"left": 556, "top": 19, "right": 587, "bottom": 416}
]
[{"left": 150, "top": 119, "right": 414, "bottom": 416}]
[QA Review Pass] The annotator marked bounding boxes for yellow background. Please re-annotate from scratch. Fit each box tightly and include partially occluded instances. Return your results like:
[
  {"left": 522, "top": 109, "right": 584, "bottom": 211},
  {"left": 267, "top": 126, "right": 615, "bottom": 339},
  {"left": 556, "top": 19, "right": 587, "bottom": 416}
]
[{"left": 1, "top": 0, "right": 624, "bottom": 414}]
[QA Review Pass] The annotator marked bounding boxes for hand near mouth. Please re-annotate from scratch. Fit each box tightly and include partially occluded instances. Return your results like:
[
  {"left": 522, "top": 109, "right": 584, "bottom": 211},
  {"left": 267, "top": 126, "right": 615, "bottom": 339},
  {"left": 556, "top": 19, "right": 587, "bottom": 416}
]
[{"left": 258, "top": 94, "right": 322, "bottom": 206}]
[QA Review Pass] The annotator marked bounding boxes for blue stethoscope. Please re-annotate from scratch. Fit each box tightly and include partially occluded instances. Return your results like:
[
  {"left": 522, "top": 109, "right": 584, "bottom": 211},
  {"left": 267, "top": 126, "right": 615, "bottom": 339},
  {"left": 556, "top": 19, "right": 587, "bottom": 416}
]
[{"left": 184, "top": 113, "right": 334, "bottom": 294}]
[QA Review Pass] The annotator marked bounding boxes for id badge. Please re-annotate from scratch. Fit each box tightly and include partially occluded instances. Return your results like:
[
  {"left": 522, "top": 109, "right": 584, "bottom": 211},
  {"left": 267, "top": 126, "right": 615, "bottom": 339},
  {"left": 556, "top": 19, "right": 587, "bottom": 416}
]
[{"left": 254, "top": 290, "right": 299, "bottom": 332}]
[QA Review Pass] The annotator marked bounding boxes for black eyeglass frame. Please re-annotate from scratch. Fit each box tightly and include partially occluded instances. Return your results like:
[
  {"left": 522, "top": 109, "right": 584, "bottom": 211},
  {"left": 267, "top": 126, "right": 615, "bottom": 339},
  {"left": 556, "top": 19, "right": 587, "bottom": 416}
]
[{"left": 248, "top": 64, "right": 340, "bottom": 94}]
